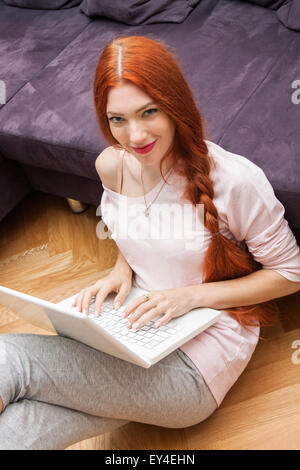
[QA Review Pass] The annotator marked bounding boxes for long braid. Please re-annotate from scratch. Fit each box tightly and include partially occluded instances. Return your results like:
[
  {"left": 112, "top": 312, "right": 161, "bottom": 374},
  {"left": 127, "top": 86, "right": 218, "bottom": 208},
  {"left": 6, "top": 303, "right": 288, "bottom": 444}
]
[{"left": 174, "top": 140, "right": 280, "bottom": 334}]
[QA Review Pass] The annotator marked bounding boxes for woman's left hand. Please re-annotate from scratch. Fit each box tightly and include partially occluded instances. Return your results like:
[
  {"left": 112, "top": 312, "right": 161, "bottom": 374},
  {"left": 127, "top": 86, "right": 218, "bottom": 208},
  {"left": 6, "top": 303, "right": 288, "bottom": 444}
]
[{"left": 123, "top": 287, "right": 194, "bottom": 330}]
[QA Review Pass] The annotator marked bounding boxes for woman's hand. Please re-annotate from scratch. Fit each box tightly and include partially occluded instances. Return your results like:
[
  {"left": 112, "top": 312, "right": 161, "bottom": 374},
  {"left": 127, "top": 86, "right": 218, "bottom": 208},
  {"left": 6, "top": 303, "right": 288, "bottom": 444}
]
[
  {"left": 72, "top": 267, "right": 132, "bottom": 316},
  {"left": 123, "top": 287, "right": 193, "bottom": 330}
]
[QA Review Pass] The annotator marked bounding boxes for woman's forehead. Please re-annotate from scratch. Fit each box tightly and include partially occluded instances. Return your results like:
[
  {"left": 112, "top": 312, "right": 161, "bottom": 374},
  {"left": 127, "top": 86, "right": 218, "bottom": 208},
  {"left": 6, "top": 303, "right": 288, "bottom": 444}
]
[{"left": 106, "top": 82, "right": 153, "bottom": 112}]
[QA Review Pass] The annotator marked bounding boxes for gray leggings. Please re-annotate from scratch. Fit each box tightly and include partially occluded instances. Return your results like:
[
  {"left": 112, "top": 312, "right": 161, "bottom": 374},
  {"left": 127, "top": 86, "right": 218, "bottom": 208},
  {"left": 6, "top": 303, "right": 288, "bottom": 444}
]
[{"left": 0, "top": 333, "right": 217, "bottom": 450}]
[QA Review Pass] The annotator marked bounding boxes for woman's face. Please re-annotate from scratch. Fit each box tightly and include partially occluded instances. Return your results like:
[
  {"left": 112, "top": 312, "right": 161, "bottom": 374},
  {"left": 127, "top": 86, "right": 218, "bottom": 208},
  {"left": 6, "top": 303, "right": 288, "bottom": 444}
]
[{"left": 106, "top": 80, "right": 176, "bottom": 168}]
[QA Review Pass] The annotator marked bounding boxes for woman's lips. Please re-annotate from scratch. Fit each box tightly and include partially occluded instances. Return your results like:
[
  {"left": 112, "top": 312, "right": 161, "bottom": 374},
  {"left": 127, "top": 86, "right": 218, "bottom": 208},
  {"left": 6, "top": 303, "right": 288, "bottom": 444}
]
[{"left": 132, "top": 140, "right": 157, "bottom": 154}]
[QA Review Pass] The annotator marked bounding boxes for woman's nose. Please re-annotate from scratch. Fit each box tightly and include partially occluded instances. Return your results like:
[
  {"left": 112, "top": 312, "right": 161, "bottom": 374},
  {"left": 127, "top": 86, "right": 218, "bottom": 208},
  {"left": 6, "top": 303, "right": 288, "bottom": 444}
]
[{"left": 128, "top": 122, "right": 148, "bottom": 145}]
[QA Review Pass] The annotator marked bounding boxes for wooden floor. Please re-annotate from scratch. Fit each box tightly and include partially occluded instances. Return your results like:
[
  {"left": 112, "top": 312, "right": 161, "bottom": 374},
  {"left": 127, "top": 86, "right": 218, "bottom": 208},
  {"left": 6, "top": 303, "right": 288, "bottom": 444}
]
[{"left": 0, "top": 190, "right": 300, "bottom": 450}]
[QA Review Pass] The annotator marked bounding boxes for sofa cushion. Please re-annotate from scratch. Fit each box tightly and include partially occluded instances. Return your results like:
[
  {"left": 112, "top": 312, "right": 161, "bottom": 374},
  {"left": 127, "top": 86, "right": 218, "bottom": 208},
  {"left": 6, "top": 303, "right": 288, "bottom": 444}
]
[
  {"left": 3, "top": 0, "right": 81, "bottom": 9},
  {"left": 243, "top": 0, "right": 285, "bottom": 8},
  {"left": 0, "top": 2, "right": 91, "bottom": 110},
  {"left": 245, "top": 0, "right": 300, "bottom": 31},
  {"left": 80, "top": 0, "right": 201, "bottom": 25},
  {"left": 276, "top": 0, "right": 300, "bottom": 31}
]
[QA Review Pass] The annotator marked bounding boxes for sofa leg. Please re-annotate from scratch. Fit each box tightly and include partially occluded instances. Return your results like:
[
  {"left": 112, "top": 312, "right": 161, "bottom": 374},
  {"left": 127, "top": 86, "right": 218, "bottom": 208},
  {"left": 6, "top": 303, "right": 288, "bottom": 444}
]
[{"left": 65, "top": 197, "right": 90, "bottom": 214}]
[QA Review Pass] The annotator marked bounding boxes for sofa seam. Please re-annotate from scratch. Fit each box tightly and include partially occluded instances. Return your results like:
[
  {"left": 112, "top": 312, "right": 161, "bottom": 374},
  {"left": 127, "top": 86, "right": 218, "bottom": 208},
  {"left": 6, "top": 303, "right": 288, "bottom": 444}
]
[
  {"left": 286, "top": 2, "right": 292, "bottom": 26},
  {"left": 33, "top": 15, "right": 94, "bottom": 76}
]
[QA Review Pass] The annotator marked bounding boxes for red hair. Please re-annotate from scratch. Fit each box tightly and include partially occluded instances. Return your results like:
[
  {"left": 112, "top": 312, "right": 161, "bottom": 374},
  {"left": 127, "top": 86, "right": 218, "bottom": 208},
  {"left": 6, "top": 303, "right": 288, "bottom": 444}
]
[{"left": 93, "top": 35, "right": 280, "bottom": 334}]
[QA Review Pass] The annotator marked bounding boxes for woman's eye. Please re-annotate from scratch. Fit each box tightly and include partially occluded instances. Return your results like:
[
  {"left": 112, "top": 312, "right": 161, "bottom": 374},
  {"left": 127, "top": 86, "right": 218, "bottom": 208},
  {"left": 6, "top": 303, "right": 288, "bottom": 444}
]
[
  {"left": 143, "top": 108, "right": 158, "bottom": 117},
  {"left": 108, "top": 108, "right": 158, "bottom": 124},
  {"left": 109, "top": 116, "right": 123, "bottom": 124}
]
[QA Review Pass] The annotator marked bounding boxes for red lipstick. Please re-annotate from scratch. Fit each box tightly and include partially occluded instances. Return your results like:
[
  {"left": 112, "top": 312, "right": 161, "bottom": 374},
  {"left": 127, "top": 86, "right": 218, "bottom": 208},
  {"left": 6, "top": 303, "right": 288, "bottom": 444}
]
[{"left": 132, "top": 140, "right": 157, "bottom": 154}]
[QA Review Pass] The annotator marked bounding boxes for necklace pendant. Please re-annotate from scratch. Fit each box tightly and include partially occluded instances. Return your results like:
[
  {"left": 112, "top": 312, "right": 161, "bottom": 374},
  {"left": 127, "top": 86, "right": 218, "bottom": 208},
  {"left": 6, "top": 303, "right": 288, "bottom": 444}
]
[{"left": 144, "top": 208, "right": 149, "bottom": 217}]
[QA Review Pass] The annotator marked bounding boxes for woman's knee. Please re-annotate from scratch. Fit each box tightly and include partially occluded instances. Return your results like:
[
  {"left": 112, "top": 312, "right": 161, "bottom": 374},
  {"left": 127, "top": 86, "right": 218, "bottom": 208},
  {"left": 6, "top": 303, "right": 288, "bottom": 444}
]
[
  {"left": 0, "top": 334, "right": 33, "bottom": 404},
  {"left": 164, "top": 403, "right": 217, "bottom": 429}
]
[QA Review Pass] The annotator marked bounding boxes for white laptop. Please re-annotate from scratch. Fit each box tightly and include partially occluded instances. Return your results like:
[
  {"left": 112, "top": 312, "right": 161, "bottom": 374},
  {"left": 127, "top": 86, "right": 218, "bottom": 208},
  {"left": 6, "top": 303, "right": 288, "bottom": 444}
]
[{"left": 0, "top": 284, "right": 221, "bottom": 368}]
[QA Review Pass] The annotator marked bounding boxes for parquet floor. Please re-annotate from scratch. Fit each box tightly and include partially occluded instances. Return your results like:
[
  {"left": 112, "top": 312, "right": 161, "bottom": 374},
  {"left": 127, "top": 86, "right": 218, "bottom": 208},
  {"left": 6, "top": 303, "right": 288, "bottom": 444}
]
[{"left": 0, "top": 190, "right": 299, "bottom": 450}]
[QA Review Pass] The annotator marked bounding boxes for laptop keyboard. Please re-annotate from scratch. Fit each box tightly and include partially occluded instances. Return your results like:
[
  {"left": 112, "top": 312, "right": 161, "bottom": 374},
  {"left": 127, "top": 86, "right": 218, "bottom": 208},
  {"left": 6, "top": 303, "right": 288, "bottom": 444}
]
[{"left": 71, "top": 296, "right": 178, "bottom": 349}]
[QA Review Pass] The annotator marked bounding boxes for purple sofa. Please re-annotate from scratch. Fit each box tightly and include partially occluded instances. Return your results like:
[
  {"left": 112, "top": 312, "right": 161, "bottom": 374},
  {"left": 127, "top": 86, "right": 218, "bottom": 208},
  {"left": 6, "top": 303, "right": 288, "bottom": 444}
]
[{"left": 0, "top": 0, "right": 299, "bottom": 242}]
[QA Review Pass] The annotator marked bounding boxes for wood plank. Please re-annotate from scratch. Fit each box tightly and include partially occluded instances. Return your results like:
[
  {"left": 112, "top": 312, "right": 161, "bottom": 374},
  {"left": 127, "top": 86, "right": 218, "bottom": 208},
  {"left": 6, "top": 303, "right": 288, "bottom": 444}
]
[
  {"left": 46, "top": 194, "right": 73, "bottom": 256},
  {"left": 184, "top": 383, "right": 300, "bottom": 450}
]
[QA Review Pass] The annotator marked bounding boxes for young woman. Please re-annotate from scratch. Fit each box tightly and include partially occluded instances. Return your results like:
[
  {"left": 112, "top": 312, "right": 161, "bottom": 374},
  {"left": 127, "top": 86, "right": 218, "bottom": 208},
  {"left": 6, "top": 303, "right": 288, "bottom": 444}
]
[{"left": 1, "top": 36, "right": 300, "bottom": 450}]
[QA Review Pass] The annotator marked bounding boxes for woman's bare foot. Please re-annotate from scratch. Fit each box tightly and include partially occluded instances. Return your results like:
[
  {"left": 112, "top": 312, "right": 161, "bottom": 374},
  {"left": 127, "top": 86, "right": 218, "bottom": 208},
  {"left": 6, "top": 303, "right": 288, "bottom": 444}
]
[{"left": 0, "top": 397, "right": 3, "bottom": 413}]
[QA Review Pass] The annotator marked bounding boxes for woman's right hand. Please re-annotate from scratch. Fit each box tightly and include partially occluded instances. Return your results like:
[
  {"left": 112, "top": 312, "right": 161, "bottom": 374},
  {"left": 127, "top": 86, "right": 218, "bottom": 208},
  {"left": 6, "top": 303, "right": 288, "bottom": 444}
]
[{"left": 71, "top": 268, "right": 132, "bottom": 317}]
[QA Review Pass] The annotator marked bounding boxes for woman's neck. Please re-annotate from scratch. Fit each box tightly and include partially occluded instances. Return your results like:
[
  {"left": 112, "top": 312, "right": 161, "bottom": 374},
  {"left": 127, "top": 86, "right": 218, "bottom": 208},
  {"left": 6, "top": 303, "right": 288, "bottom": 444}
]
[
  {"left": 140, "top": 156, "right": 174, "bottom": 183},
  {"left": 126, "top": 151, "right": 173, "bottom": 185}
]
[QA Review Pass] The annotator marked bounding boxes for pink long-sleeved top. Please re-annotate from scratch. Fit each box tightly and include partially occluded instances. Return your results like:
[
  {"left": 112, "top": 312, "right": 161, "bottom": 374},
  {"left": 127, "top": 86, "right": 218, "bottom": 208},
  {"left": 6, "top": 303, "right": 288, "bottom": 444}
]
[{"left": 100, "top": 140, "right": 300, "bottom": 407}]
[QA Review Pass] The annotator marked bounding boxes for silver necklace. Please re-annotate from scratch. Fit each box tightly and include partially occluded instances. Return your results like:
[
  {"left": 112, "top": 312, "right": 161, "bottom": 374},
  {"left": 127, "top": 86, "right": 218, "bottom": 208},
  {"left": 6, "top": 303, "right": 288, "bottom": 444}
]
[{"left": 141, "top": 167, "right": 173, "bottom": 217}]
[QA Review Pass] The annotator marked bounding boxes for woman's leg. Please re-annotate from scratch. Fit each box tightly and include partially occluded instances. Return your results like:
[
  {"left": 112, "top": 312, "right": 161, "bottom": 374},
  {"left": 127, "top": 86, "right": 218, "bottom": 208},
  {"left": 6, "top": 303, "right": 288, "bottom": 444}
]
[
  {"left": 0, "top": 399, "right": 128, "bottom": 450},
  {"left": 0, "top": 333, "right": 217, "bottom": 449},
  {"left": 0, "top": 334, "right": 128, "bottom": 449}
]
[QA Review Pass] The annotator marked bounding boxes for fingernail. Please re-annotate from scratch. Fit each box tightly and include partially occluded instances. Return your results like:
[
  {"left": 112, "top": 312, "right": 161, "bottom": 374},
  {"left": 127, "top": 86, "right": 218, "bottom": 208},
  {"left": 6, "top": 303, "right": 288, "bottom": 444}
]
[
  {"left": 83, "top": 308, "right": 87, "bottom": 315},
  {"left": 132, "top": 322, "right": 140, "bottom": 330},
  {"left": 114, "top": 301, "right": 120, "bottom": 309}
]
